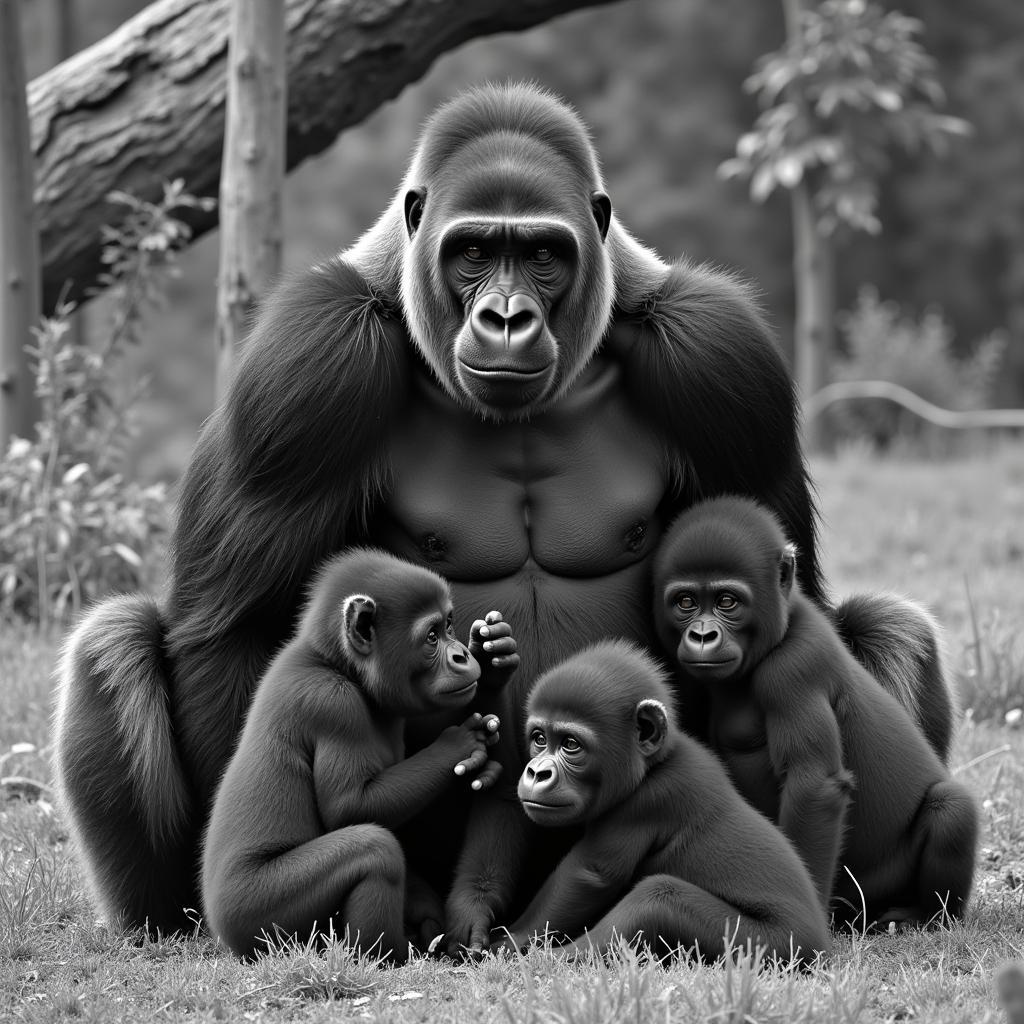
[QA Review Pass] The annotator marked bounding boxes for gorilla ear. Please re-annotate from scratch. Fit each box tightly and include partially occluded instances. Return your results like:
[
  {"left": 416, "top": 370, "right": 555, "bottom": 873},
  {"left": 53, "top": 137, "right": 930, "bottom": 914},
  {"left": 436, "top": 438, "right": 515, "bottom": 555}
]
[
  {"left": 342, "top": 594, "right": 376, "bottom": 657},
  {"left": 780, "top": 543, "right": 797, "bottom": 597},
  {"left": 404, "top": 187, "right": 426, "bottom": 238},
  {"left": 591, "top": 191, "right": 611, "bottom": 241},
  {"left": 635, "top": 698, "right": 669, "bottom": 758}
]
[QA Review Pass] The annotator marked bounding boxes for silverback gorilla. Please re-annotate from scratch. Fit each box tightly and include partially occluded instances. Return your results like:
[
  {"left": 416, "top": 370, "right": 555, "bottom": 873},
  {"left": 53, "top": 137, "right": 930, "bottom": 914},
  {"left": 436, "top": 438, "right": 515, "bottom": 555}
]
[{"left": 53, "top": 83, "right": 953, "bottom": 948}]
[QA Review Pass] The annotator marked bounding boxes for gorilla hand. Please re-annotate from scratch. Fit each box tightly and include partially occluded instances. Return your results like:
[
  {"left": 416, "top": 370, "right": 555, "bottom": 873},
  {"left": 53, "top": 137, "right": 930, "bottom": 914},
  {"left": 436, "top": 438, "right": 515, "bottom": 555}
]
[
  {"left": 452, "top": 713, "right": 502, "bottom": 791},
  {"left": 469, "top": 610, "right": 520, "bottom": 691}
]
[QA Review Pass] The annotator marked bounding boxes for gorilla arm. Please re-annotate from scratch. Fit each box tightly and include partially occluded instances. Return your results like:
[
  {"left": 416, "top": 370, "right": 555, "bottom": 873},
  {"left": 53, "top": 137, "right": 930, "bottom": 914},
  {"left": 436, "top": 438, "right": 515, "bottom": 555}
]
[
  {"left": 444, "top": 720, "right": 529, "bottom": 953},
  {"left": 165, "top": 258, "right": 409, "bottom": 804},
  {"left": 611, "top": 258, "right": 822, "bottom": 604},
  {"left": 496, "top": 818, "right": 645, "bottom": 950},
  {"left": 755, "top": 608, "right": 854, "bottom": 908},
  {"left": 316, "top": 712, "right": 502, "bottom": 831}
]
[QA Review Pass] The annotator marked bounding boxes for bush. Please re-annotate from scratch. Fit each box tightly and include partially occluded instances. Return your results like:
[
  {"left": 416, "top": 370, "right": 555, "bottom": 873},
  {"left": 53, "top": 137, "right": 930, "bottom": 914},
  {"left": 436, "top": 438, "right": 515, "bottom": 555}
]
[
  {"left": 823, "top": 286, "right": 1005, "bottom": 452},
  {"left": 0, "top": 181, "right": 215, "bottom": 626}
]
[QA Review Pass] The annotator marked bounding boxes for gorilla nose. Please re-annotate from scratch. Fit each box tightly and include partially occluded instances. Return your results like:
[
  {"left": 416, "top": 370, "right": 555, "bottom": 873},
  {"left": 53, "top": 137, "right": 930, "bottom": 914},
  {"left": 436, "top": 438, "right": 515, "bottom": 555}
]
[
  {"left": 451, "top": 648, "right": 468, "bottom": 665},
  {"left": 686, "top": 624, "right": 721, "bottom": 651},
  {"left": 471, "top": 292, "right": 543, "bottom": 354},
  {"left": 524, "top": 758, "right": 555, "bottom": 788}
]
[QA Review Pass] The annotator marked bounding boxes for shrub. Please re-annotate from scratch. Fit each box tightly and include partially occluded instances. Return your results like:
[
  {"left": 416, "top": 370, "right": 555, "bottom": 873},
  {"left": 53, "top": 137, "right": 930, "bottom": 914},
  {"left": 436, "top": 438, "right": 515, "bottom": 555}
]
[
  {"left": 0, "top": 181, "right": 215, "bottom": 627},
  {"left": 823, "top": 286, "right": 1005, "bottom": 451}
]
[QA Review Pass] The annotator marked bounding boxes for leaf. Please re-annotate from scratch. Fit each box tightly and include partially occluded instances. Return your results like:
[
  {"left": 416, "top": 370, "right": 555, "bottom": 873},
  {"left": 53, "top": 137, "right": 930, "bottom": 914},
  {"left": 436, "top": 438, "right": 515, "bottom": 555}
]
[
  {"left": 62, "top": 463, "right": 90, "bottom": 485},
  {"left": 750, "top": 165, "right": 777, "bottom": 203},
  {"left": 874, "top": 88, "right": 903, "bottom": 112},
  {"left": 111, "top": 543, "right": 143, "bottom": 568},
  {"left": 775, "top": 155, "right": 804, "bottom": 188}
]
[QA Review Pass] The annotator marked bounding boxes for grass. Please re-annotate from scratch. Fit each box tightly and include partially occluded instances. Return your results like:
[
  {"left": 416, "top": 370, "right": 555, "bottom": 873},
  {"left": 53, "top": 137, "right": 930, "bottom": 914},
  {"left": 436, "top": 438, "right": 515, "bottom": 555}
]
[{"left": 2, "top": 446, "right": 1023, "bottom": 1023}]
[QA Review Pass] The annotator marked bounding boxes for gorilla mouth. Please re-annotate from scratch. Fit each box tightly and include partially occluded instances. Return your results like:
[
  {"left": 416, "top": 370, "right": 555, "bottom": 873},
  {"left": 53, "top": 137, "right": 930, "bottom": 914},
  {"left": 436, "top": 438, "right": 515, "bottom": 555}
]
[
  {"left": 521, "top": 800, "right": 573, "bottom": 812},
  {"left": 436, "top": 680, "right": 479, "bottom": 699},
  {"left": 459, "top": 361, "right": 551, "bottom": 382}
]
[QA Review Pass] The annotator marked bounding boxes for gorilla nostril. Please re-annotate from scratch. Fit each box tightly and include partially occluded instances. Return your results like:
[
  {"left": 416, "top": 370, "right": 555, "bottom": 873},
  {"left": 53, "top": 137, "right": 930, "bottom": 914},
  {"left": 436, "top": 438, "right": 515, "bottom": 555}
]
[
  {"left": 479, "top": 308, "right": 505, "bottom": 331},
  {"left": 507, "top": 310, "right": 534, "bottom": 333},
  {"left": 451, "top": 649, "right": 467, "bottom": 665}
]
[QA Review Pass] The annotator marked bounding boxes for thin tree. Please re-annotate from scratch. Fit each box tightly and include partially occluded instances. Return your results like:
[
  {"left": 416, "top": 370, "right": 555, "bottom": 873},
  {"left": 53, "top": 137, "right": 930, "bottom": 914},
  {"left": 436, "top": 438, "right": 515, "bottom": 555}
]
[
  {"left": 215, "top": 0, "right": 286, "bottom": 395},
  {"left": 0, "top": 0, "right": 42, "bottom": 449},
  {"left": 720, "top": 0, "right": 969, "bottom": 448}
]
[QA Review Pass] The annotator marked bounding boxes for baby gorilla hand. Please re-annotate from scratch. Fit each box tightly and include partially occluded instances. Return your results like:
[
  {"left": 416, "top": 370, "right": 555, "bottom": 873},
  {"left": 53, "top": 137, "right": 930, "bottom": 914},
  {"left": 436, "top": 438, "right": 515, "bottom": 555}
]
[
  {"left": 450, "top": 713, "right": 502, "bottom": 791},
  {"left": 469, "top": 610, "right": 520, "bottom": 690}
]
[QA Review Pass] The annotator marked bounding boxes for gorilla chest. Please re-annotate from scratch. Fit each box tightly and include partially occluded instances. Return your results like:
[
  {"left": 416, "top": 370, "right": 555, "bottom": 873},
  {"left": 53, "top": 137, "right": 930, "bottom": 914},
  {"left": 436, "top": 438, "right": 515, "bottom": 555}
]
[
  {"left": 374, "top": 368, "right": 669, "bottom": 581},
  {"left": 707, "top": 687, "right": 780, "bottom": 819}
]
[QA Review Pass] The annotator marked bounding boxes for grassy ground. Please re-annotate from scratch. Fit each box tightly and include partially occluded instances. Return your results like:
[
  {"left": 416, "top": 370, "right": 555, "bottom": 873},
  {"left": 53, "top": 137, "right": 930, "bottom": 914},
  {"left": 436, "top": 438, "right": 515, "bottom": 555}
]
[{"left": 2, "top": 448, "right": 1023, "bottom": 1023}]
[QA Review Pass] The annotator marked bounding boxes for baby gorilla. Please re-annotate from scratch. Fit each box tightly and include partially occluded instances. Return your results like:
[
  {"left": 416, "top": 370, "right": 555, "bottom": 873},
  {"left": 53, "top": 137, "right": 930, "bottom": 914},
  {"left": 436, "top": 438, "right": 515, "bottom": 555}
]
[
  {"left": 202, "top": 549, "right": 518, "bottom": 960},
  {"left": 493, "top": 640, "right": 830, "bottom": 963},
  {"left": 654, "top": 496, "right": 978, "bottom": 928}
]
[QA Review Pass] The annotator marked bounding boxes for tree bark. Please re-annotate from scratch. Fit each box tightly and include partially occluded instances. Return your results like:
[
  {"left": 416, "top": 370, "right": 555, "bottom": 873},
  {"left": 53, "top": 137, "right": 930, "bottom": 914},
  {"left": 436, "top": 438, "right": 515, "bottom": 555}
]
[
  {"left": 781, "top": 0, "right": 832, "bottom": 451},
  {"left": 1, "top": 0, "right": 42, "bottom": 449},
  {"left": 29, "top": 0, "right": 617, "bottom": 312},
  {"left": 216, "top": 0, "right": 286, "bottom": 396}
]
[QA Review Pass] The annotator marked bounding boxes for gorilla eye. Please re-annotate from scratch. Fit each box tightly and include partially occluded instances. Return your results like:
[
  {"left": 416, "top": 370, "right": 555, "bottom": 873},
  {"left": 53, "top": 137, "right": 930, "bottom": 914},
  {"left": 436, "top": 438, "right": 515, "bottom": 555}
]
[
  {"left": 561, "top": 736, "right": 582, "bottom": 753},
  {"left": 717, "top": 593, "right": 738, "bottom": 611},
  {"left": 425, "top": 628, "right": 439, "bottom": 646},
  {"left": 463, "top": 245, "right": 487, "bottom": 262},
  {"left": 530, "top": 247, "right": 554, "bottom": 264},
  {"left": 676, "top": 594, "right": 697, "bottom": 612},
  {"left": 531, "top": 729, "right": 547, "bottom": 749}
]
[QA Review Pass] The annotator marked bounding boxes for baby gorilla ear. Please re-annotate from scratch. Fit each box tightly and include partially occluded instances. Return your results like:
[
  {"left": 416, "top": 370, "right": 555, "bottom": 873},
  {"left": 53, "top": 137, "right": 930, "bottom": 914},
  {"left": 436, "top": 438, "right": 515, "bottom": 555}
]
[
  {"left": 780, "top": 543, "right": 797, "bottom": 596},
  {"left": 404, "top": 187, "right": 426, "bottom": 237},
  {"left": 342, "top": 594, "right": 376, "bottom": 656},
  {"left": 635, "top": 698, "right": 669, "bottom": 758}
]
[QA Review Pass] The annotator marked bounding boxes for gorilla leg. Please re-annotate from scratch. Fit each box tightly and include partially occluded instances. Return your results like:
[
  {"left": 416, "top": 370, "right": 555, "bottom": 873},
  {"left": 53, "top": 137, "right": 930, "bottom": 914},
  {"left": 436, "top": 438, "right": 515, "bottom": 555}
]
[
  {"left": 561, "top": 875, "right": 829, "bottom": 964},
  {"left": 206, "top": 825, "right": 407, "bottom": 962},
  {"left": 833, "top": 593, "right": 955, "bottom": 763},
  {"left": 912, "top": 778, "right": 978, "bottom": 923},
  {"left": 53, "top": 596, "right": 195, "bottom": 934}
]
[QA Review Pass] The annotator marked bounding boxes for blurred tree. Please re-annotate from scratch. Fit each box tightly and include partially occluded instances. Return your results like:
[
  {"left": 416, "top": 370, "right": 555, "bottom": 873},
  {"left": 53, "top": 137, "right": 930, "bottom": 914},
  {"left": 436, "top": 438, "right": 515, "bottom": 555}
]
[
  {"left": 0, "top": 0, "right": 42, "bottom": 450},
  {"left": 720, "top": 0, "right": 969, "bottom": 446},
  {"left": 27, "top": 0, "right": 619, "bottom": 313},
  {"left": 216, "top": 0, "right": 286, "bottom": 395}
]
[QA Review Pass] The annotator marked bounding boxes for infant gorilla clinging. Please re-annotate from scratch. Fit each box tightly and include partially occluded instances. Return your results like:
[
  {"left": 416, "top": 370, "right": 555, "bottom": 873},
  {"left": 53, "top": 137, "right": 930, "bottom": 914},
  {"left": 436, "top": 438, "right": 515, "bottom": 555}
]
[{"left": 201, "top": 549, "right": 519, "bottom": 960}]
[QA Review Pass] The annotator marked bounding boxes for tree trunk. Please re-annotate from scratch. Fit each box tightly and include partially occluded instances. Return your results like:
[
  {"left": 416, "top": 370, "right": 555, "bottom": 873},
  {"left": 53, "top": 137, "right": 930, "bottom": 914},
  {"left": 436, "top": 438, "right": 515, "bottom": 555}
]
[
  {"left": 29, "top": 0, "right": 617, "bottom": 312},
  {"left": 791, "top": 180, "right": 833, "bottom": 450},
  {"left": 0, "top": 0, "right": 42, "bottom": 449},
  {"left": 216, "top": 0, "right": 286, "bottom": 396},
  {"left": 781, "top": 0, "right": 833, "bottom": 451}
]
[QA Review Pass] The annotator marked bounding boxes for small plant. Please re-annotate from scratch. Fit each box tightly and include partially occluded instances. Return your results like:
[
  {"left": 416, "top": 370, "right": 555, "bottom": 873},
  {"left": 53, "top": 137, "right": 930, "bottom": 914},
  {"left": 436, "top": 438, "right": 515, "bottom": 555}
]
[
  {"left": 0, "top": 180, "right": 215, "bottom": 627},
  {"left": 825, "top": 287, "right": 1005, "bottom": 450}
]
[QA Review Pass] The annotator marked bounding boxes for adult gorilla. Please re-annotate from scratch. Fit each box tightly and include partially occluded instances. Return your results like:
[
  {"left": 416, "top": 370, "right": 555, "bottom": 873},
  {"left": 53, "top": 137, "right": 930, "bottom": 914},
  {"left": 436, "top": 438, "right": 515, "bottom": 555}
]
[{"left": 54, "top": 83, "right": 952, "bottom": 946}]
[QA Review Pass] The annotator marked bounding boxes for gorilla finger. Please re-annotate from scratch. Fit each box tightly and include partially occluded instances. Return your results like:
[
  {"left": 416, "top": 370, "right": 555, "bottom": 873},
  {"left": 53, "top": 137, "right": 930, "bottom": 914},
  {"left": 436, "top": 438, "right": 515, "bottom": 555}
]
[
  {"left": 454, "top": 747, "right": 489, "bottom": 777},
  {"left": 481, "top": 623, "right": 513, "bottom": 642},
  {"left": 483, "top": 636, "right": 516, "bottom": 656},
  {"left": 481, "top": 714, "right": 500, "bottom": 732},
  {"left": 485, "top": 610, "right": 504, "bottom": 624},
  {"left": 458, "top": 712, "right": 484, "bottom": 730},
  {"left": 491, "top": 653, "right": 520, "bottom": 670},
  {"left": 471, "top": 760, "right": 503, "bottom": 791}
]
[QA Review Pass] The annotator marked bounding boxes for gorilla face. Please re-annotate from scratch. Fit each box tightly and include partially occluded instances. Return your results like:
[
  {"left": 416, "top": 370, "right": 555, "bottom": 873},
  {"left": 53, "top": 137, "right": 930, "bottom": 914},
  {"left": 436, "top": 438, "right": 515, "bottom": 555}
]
[{"left": 399, "top": 88, "right": 615, "bottom": 420}]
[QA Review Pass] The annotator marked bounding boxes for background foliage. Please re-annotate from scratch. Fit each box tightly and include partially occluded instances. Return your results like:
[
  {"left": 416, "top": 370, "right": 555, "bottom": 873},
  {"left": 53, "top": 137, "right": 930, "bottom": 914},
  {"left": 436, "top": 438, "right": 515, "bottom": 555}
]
[{"left": 19, "top": 0, "right": 1024, "bottom": 479}]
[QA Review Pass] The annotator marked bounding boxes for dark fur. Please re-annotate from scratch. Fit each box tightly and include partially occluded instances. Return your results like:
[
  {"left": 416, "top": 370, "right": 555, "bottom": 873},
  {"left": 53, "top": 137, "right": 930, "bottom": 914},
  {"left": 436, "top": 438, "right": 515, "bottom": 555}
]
[
  {"left": 201, "top": 549, "right": 493, "bottom": 959},
  {"left": 54, "top": 82, "right": 950, "bottom": 935},
  {"left": 653, "top": 497, "right": 978, "bottom": 926},
  {"left": 497, "top": 640, "right": 830, "bottom": 962}
]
